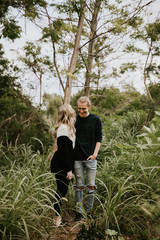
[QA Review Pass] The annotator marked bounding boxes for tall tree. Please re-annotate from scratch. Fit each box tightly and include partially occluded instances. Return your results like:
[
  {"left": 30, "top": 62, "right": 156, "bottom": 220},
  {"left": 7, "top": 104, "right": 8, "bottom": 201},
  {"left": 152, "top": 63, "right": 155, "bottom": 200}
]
[
  {"left": 39, "top": 0, "right": 87, "bottom": 103},
  {"left": 79, "top": 0, "right": 157, "bottom": 96},
  {"left": 64, "top": 0, "right": 86, "bottom": 103},
  {"left": 84, "top": 0, "right": 102, "bottom": 96}
]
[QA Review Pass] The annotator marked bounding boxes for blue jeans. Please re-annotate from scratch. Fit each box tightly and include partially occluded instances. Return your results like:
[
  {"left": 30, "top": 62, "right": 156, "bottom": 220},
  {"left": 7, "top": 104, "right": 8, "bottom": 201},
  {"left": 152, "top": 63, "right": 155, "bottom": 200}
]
[{"left": 74, "top": 159, "right": 97, "bottom": 214}]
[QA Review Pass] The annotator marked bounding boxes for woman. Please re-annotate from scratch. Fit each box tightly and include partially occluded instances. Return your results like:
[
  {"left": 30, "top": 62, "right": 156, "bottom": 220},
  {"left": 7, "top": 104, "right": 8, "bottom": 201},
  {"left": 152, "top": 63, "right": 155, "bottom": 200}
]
[{"left": 50, "top": 104, "right": 76, "bottom": 227}]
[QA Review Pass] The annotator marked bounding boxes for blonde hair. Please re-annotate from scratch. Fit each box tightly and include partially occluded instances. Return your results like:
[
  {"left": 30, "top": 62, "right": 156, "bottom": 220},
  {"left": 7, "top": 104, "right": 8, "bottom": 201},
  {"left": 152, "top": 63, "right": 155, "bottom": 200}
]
[
  {"left": 53, "top": 104, "right": 76, "bottom": 139},
  {"left": 77, "top": 96, "right": 91, "bottom": 107}
]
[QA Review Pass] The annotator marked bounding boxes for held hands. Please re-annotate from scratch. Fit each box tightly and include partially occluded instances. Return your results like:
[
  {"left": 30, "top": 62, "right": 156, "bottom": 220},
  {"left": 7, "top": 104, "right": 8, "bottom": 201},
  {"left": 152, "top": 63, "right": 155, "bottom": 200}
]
[{"left": 66, "top": 170, "right": 73, "bottom": 180}]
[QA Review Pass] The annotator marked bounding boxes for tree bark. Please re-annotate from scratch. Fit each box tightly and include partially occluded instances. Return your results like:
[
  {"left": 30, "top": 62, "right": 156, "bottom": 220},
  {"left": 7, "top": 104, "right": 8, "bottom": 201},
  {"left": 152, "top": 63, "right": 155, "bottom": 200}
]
[
  {"left": 40, "top": 73, "right": 42, "bottom": 106},
  {"left": 84, "top": 0, "right": 102, "bottom": 96},
  {"left": 143, "top": 40, "right": 153, "bottom": 102},
  {"left": 64, "top": 1, "right": 86, "bottom": 104}
]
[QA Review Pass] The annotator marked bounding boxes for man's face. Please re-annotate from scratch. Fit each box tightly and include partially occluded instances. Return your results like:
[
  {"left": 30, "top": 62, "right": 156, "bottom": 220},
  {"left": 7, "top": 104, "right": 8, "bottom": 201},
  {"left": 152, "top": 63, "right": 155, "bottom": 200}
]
[{"left": 78, "top": 102, "right": 90, "bottom": 118}]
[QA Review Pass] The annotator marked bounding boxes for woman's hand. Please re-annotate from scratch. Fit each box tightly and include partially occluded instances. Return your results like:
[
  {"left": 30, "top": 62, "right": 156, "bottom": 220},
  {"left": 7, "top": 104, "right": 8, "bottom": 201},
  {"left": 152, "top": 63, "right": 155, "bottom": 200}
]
[{"left": 66, "top": 170, "right": 73, "bottom": 180}]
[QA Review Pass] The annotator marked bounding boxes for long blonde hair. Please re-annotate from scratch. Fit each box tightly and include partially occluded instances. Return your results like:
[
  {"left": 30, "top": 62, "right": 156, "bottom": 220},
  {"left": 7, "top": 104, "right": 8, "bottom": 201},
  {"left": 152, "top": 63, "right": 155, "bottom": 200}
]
[{"left": 53, "top": 104, "right": 76, "bottom": 139}]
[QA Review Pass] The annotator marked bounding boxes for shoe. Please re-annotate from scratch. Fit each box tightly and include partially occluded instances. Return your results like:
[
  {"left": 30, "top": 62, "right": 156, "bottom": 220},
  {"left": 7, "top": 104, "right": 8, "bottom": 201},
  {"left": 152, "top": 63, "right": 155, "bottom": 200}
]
[
  {"left": 55, "top": 215, "right": 62, "bottom": 227},
  {"left": 75, "top": 212, "right": 84, "bottom": 221}
]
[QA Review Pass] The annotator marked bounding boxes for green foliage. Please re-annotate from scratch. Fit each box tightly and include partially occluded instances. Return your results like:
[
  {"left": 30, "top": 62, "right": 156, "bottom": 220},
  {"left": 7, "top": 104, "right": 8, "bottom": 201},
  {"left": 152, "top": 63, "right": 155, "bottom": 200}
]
[
  {"left": 105, "top": 111, "right": 147, "bottom": 145},
  {"left": 148, "top": 82, "right": 160, "bottom": 105},
  {"left": 76, "top": 222, "right": 105, "bottom": 240},
  {"left": 127, "top": 16, "right": 143, "bottom": 28},
  {"left": 0, "top": 0, "right": 48, "bottom": 40},
  {"left": 0, "top": 45, "right": 52, "bottom": 151},
  {"left": 43, "top": 93, "right": 62, "bottom": 125},
  {"left": 120, "top": 62, "right": 137, "bottom": 74},
  {"left": 71, "top": 88, "right": 160, "bottom": 239},
  {"left": 2, "top": 19, "right": 21, "bottom": 40},
  {"left": 55, "top": 0, "right": 84, "bottom": 15},
  {"left": 72, "top": 87, "right": 153, "bottom": 118},
  {"left": 94, "top": 111, "right": 160, "bottom": 239},
  {"left": 0, "top": 75, "right": 52, "bottom": 151},
  {"left": 1, "top": 89, "right": 160, "bottom": 239},
  {"left": 42, "top": 18, "right": 73, "bottom": 43},
  {"left": 146, "top": 19, "right": 160, "bottom": 42},
  {"left": 21, "top": 42, "right": 53, "bottom": 72},
  {"left": 124, "top": 44, "right": 142, "bottom": 53},
  {"left": 137, "top": 111, "right": 160, "bottom": 154},
  {"left": 0, "top": 145, "right": 56, "bottom": 240},
  {"left": 126, "top": 18, "right": 160, "bottom": 86}
]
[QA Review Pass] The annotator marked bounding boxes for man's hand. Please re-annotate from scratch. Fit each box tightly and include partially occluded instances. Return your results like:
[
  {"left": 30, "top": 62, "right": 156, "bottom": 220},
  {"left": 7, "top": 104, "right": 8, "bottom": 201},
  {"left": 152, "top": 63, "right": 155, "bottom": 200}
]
[
  {"left": 87, "top": 142, "right": 101, "bottom": 160},
  {"left": 87, "top": 154, "right": 97, "bottom": 160}
]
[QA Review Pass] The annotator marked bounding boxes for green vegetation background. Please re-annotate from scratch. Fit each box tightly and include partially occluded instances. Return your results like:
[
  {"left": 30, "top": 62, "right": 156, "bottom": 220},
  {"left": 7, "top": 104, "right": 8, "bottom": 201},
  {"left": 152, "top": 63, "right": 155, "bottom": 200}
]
[{"left": 1, "top": 74, "right": 160, "bottom": 239}]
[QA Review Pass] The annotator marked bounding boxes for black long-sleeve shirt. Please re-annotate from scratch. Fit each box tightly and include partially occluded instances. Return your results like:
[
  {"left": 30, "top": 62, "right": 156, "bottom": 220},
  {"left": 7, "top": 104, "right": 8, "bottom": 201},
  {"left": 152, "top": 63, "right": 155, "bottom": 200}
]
[
  {"left": 51, "top": 124, "right": 75, "bottom": 173},
  {"left": 75, "top": 113, "right": 102, "bottom": 160}
]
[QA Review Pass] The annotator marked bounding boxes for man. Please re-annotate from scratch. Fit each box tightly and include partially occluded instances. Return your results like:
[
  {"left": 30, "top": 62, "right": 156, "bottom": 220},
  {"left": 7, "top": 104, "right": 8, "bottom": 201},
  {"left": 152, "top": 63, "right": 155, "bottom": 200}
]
[{"left": 74, "top": 96, "right": 102, "bottom": 221}]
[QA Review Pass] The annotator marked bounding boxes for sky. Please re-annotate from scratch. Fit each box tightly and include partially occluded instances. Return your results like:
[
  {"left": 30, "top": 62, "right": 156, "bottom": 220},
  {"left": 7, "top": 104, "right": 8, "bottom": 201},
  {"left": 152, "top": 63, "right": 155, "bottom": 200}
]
[{"left": 2, "top": 0, "right": 160, "bottom": 105}]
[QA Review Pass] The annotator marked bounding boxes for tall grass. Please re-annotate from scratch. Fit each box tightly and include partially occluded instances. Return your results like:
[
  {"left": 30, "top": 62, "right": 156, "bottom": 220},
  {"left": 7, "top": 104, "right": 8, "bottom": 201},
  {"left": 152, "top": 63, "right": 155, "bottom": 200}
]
[
  {"left": 0, "top": 144, "right": 57, "bottom": 240},
  {"left": 92, "top": 113, "right": 160, "bottom": 239},
  {"left": 1, "top": 112, "right": 160, "bottom": 239}
]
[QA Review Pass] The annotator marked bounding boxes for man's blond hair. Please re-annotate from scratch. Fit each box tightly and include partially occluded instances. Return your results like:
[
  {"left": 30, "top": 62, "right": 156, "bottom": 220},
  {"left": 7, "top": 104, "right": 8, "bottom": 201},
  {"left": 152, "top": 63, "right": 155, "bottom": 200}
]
[{"left": 77, "top": 96, "right": 91, "bottom": 107}]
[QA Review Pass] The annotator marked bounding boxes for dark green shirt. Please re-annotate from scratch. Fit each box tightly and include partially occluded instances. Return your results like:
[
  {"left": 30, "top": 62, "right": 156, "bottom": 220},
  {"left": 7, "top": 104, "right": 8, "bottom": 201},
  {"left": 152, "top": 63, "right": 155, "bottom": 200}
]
[{"left": 75, "top": 113, "right": 102, "bottom": 160}]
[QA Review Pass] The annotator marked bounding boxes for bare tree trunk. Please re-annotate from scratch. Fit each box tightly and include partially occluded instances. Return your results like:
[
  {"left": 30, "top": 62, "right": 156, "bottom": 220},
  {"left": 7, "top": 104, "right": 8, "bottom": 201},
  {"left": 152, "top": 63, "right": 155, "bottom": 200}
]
[
  {"left": 40, "top": 74, "right": 42, "bottom": 106},
  {"left": 143, "top": 40, "right": 153, "bottom": 102},
  {"left": 84, "top": 0, "right": 102, "bottom": 96},
  {"left": 64, "top": 1, "right": 86, "bottom": 104}
]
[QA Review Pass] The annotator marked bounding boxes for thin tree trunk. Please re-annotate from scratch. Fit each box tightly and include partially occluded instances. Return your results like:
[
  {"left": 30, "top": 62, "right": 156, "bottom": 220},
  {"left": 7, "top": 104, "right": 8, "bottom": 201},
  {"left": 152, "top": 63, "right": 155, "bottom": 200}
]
[
  {"left": 143, "top": 40, "right": 153, "bottom": 102},
  {"left": 64, "top": 1, "right": 86, "bottom": 104},
  {"left": 84, "top": 0, "right": 102, "bottom": 96},
  {"left": 40, "top": 74, "right": 42, "bottom": 106}
]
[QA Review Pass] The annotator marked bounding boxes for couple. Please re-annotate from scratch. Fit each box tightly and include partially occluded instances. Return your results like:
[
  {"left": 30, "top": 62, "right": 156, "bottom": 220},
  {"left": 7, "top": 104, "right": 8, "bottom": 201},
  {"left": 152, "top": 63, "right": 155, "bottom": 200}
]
[{"left": 51, "top": 96, "right": 102, "bottom": 227}]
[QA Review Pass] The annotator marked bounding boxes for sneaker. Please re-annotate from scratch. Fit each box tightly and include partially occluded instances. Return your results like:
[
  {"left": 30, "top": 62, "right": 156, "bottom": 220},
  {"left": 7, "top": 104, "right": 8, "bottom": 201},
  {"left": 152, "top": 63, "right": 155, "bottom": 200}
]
[{"left": 75, "top": 212, "right": 84, "bottom": 221}]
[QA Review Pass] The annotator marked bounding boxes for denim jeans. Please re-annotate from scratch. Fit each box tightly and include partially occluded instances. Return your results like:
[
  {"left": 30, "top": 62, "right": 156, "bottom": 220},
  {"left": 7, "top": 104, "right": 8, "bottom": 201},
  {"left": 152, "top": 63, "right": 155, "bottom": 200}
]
[{"left": 74, "top": 159, "right": 97, "bottom": 214}]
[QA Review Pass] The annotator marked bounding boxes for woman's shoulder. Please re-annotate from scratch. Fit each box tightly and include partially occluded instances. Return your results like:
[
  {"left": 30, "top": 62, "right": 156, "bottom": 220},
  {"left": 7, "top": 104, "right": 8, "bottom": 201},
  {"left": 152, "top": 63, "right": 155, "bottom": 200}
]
[
  {"left": 58, "top": 124, "right": 68, "bottom": 130},
  {"left": 57, "top": 124, "right": 69, "bottom": 138}
]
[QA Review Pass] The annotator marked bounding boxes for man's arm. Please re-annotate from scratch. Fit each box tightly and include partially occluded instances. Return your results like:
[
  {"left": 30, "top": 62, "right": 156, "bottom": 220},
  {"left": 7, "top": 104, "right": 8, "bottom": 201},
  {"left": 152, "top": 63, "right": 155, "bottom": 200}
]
[{"left": 87, "top": 142, "right": 101, "bottom": 160}]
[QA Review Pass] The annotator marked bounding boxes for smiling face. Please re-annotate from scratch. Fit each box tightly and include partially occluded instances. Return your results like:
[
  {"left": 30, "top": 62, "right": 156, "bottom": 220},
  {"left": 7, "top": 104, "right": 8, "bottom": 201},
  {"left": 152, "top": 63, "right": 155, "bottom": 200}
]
[{"left": 78, "top": 101, "right": 91, "bottom": 118}]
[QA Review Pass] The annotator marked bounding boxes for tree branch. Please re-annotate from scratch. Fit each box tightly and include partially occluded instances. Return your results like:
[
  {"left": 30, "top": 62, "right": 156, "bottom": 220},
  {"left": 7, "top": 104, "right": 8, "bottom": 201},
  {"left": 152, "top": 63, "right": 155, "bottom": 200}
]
[
  {"left": 79, "top": 0, "right": 156, "bottom": 50},
  {"left": 45, "top": 7, "right": 65, "bottom": 92}
]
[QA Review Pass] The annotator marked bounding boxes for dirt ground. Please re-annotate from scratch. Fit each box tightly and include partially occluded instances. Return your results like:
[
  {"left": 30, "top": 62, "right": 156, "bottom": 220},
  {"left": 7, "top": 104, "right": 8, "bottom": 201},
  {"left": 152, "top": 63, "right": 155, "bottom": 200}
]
[
  {"left": 48, "top": 211, "right": 132, "bottom": 240},
  {"left": 50, "top": 211, "right": 85, "bottom": 240},
  {"left": 31, "top": 210, "right": 135, "bottom": 240}
]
